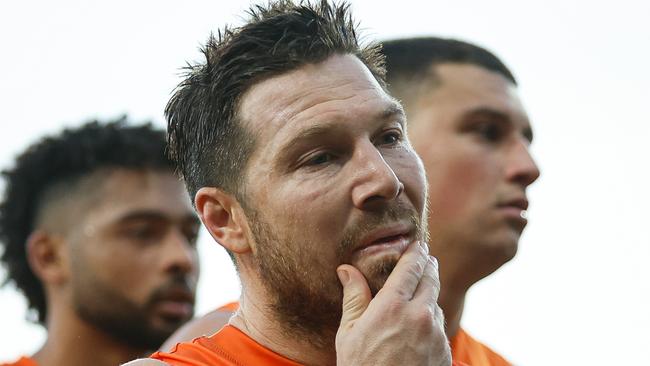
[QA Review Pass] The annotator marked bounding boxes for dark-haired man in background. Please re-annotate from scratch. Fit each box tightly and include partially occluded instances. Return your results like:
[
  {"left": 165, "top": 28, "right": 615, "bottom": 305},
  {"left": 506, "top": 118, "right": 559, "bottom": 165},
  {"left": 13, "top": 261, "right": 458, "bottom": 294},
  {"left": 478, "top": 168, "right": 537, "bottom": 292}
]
[
  {"left": 0, "top": 119, "right": 200, "bottom": 366},
  {"left": 382, "top": 37, "right": 541, "bottom": 365},
  {"left": 128, "top": 1, "right": 453, "bottom": 365}
]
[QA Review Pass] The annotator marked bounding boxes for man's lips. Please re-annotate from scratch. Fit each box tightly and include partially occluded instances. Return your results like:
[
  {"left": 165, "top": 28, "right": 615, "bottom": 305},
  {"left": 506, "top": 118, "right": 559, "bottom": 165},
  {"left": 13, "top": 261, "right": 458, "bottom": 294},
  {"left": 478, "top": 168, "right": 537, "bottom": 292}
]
[
  {"left": 353, "top": 223, "right": 414, "bottom": 258},
  {"left": 497, "top": 197, "right": 529, "bottom": 221},
  {"left": 156, "top": 301, "right": 193, "bottom": 319},
  {"left": 153, "top": 287, "right": 195, "bottom": 319},
  {"left": 499, "top": 198, "right": 529, "bottom": 211}
]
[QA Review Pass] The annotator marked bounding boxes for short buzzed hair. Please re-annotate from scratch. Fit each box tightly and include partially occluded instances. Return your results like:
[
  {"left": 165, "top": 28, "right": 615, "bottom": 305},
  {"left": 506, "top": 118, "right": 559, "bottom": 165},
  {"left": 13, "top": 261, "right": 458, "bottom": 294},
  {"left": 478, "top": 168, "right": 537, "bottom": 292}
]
[
  {"left": 166, "top": 0, "right": 385, "bottom": 201},
  {"left": 0, "top": 118, "right": 172, "bottom": 324},
  {"left": 382, "top": 37, "right": 517, "bottom": 109}
]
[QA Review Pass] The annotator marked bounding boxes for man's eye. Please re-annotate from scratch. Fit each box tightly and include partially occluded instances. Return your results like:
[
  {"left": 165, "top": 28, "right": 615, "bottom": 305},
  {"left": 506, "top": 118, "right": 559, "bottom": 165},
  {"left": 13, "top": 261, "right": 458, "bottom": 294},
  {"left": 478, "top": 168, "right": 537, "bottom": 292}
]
[
  {"left": 182, "top": 227, "right": 200, "bottom": 246},
  {"left": 124, "top": 226, "right": 159, "bottom": 241},
  {"left": 378, "top": 131, "right": 402, "bottom": 145},
  {"left": 306, "top": 152, "right": 334, "bottom": 166},
  {"left": 475, "top": 122, "right": 504, "bottom": 142}
]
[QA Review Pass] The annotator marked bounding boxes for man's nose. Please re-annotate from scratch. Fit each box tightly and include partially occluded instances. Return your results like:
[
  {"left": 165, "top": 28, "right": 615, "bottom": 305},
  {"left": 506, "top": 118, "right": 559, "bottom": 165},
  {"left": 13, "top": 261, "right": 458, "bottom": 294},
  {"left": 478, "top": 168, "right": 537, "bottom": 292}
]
[
  {"left": 506, "top": 138, "right": 541, "bottom": 188},
  {"left": 161, "top": 229, "right": 197, "bottom": 276},
  {"left": 350, "top": 143, "right": 404, "bottom": 211}
]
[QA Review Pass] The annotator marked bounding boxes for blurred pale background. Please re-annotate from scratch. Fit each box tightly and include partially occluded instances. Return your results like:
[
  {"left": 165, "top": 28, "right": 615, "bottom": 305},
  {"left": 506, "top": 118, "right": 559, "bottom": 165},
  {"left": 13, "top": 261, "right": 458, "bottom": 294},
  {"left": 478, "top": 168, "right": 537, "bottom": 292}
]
[{"left": 1, "top": 1, "right": 648, "bottom": 365}]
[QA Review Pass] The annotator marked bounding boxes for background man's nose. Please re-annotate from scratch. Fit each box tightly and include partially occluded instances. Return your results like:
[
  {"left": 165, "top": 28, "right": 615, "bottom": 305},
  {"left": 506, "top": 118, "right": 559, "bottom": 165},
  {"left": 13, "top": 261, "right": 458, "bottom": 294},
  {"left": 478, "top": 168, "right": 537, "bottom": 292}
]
[
  {"left": 506, "top": 139, "right": 541, "bottom": 188},
  {"left": 161, "top": 229, "right": 197, "bottom": 275}
]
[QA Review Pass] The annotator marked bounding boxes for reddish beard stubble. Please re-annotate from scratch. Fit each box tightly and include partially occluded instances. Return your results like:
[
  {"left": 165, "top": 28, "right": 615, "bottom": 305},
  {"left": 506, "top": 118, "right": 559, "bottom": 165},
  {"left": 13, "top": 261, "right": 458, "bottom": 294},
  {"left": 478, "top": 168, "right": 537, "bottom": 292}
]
[{"left": 248, "top": 201, "right": 427, "bottom": 348}]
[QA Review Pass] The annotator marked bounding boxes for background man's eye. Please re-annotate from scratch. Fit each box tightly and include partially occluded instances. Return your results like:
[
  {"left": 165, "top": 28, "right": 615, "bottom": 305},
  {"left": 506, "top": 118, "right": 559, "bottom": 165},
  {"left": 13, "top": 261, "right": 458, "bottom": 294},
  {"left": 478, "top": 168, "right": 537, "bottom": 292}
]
[
  {"left": 128, "top": 227, "right": 153, "bottom": 239},
  {"left": 476, "top": 122, "right": 503, "bottom": 141},
  {"left": 183, "top": 228, "right": 200, "bottom": 245}
]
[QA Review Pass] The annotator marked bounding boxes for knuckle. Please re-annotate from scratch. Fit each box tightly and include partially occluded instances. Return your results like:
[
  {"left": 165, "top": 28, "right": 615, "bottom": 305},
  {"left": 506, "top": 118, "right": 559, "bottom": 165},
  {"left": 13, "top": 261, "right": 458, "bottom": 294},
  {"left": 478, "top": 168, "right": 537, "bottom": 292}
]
[
  {"left": 384, "top": 298, "right": 406, "bottom": 314},
  {"left": 406, "top": 259, "right": 425, "bottom": 279},
  {"left": 408, "top": 305, "right": 436, "bottom": 334}
]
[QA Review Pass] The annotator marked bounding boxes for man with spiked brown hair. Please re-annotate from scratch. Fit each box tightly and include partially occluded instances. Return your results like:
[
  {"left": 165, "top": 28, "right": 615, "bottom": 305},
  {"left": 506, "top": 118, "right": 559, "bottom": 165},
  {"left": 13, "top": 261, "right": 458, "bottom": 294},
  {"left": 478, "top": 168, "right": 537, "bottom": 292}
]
[{"left": 127, "top": 1, "right": 454, "bottom": 365}]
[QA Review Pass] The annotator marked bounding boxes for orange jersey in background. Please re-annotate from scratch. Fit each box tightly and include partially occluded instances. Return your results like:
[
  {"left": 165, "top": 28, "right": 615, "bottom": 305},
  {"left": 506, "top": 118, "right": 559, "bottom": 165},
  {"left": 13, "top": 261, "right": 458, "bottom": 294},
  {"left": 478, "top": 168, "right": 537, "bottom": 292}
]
[
  {"left": 452, "top": 328, "right": 512, "bottom": 366},
  {"left": 216, "top": 301, "right": 239, "bottom": 312},
  {"left": 0, "top": 357, "right": 38, "bottom": 366}
]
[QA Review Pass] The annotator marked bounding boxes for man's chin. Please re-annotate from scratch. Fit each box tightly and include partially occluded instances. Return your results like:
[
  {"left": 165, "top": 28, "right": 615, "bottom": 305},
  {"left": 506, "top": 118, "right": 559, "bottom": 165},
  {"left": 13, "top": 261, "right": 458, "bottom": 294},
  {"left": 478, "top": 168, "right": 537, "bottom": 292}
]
[{"left": 356, "top": 256, "right": 399, "bottom": 297}]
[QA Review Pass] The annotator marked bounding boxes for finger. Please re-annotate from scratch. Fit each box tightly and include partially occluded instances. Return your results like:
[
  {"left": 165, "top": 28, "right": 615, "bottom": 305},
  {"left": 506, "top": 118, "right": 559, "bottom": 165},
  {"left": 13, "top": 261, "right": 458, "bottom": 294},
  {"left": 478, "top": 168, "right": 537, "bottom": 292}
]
[
  {"left": 433, "top": 303, "right": 446, "bottom": 331},
  {"left": 380, "top": 241, "right": 429, "bottom": 300},
  {"left": 337, "top": 264, "right": 372, "bottom": 329},
  {"left": 412, "top": 255, "right": 441, "bottom": 304}
]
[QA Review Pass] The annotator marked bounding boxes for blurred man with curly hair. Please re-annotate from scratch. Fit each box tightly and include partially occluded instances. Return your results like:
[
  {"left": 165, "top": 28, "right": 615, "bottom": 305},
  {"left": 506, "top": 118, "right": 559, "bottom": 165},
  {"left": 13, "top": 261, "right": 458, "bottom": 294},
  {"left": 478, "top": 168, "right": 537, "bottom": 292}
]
[{"left": 0, "top": 118, "right": 200, "bottom": 366}]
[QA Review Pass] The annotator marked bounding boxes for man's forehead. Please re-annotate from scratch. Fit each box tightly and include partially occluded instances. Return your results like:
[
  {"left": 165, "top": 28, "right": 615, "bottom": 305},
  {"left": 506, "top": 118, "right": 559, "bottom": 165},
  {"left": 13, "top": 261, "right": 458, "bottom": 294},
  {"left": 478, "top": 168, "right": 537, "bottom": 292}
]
[
  {"left": 100, "top": 169, "right": 178, "bottom": 195},
  {"left": 430, "top": 63, "right": 516, "bottom": 99},
  {"left": 36, "top": 168, "right": 195, "bottom": 234},
  {"left": 238, "top": 54, "right": 390, "bottom": 137},
  {"left": 422, "top": 63, "right": 530, "bottom": 124},
  {"left": 85, "top": 169, "right": 194, "bottom": 222}
]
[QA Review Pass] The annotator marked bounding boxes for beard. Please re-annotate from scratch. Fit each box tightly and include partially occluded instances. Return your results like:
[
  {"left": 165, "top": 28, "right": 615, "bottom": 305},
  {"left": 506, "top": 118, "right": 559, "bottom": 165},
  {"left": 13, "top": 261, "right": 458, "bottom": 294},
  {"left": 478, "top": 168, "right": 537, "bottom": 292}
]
[
  {"left": 246, "top": 201, "right": 427, "bottom": 349},
  {"left": 72, "top": 273, "right": 194, "bottom": 350}
]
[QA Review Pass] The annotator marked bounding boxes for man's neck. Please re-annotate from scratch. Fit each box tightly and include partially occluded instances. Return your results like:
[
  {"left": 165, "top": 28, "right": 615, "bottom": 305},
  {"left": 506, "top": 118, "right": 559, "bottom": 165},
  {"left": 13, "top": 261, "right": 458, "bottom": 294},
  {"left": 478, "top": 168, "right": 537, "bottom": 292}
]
[
  {"left": 33, "top": 305, "right": 148, "bottom": 366},
  {"left": 438, "top": 283, "right": 466, "bottom": 339},
  {"left": 229, "top": 288, "right": 337, "bottom": 366}
]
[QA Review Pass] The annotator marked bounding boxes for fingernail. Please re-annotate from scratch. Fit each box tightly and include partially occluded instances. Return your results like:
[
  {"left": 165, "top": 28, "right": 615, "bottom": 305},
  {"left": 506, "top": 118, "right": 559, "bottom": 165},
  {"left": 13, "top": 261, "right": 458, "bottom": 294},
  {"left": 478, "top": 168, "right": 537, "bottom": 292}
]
[{"left": 337, "top": 268, "right": 350, "bottom": 285}]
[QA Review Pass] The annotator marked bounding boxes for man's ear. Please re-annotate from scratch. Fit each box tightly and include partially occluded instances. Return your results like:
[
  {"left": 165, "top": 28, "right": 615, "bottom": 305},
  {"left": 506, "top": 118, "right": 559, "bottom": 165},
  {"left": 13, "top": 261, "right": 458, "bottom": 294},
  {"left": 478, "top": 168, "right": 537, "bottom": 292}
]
[
  {"left": 26, "top": 231, "right": 69, "bottom": 285},
  {"left": 195, "top": 187, "right": 251, "bottom": 254}
]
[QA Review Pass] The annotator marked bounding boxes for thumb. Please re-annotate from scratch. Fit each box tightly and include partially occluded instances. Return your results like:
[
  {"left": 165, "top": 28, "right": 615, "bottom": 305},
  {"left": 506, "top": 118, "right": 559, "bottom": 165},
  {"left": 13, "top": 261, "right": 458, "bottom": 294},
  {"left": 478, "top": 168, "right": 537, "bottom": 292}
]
[{"left": 337, "top": 264, "right": 372, "bottom": 329}]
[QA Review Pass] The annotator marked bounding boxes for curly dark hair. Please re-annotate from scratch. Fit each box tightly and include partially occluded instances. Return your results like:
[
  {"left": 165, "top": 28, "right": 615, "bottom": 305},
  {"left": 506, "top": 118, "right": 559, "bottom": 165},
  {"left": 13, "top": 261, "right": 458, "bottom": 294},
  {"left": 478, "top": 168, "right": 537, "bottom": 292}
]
[
  {"left": 166, "top": 0, "right": 385, "bottom": 201},
  {"left": 0, "top": 117, "right": 174, "bottom": 324}
]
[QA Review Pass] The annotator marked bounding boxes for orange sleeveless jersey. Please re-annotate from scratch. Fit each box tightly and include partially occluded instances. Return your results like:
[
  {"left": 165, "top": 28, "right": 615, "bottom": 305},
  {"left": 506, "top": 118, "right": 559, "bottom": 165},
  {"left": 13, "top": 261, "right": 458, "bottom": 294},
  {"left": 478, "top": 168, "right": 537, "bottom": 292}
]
[
  {"left": 451, "top": 328, "right": 512, "bottom": 366},
  {"left": 152, "top": 320, "right": 465, "bottom": 365},
  {"left": 0, "top": 357, "right": 38, "bottom": 366},
  {"left": 150, "top": 325, "right": 302, "bottom": 365},
  {"left": 211, "top": 302, "right": 511, "bottom": 366}
]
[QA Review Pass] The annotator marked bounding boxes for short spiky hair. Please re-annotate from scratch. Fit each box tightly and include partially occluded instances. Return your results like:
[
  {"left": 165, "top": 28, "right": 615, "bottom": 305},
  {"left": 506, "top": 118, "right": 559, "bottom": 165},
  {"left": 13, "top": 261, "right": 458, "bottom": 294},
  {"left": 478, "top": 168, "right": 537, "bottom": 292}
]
[
  {"left": 382, "top": 37, "right": 517, "bottom": 110},
  {"left": 382, "top": 37, "right": 516, "bottom": 85},
  {"left": 0, "top": 118, "right": 173, "bottom": 324},
  {"left": 166, "top": 0, "right": 385, "bottom": 200}
]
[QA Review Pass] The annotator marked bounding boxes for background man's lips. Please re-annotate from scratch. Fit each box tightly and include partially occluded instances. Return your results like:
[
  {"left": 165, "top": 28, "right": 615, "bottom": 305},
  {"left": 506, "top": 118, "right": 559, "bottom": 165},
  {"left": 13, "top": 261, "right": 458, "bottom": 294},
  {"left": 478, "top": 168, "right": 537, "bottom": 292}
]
[
  {"left": 155, "top": 300, "right": 193, "bottom": 319},
  {"left": 156, "top": 287, "right": 195, "bottom": 304},
  {"left": 498, "top": 197, "right": 529, "bottom": 210}
]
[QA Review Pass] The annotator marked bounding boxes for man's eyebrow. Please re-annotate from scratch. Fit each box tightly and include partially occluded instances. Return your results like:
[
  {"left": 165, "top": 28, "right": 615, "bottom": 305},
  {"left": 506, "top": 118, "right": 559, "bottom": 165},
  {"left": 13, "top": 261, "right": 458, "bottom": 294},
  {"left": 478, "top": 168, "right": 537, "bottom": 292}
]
[
  {"left": 115, "top": 210, "right": 200, "bottom": 225},
  {"left": 463, "top": 107, "right": 534, "bottom": 143},
  {"left": 381, "top": 101, "right": 406, "bottom": 124},
  {"left": 275, "top": 124, "right": 340, "bottom": 166},
  {"left": 275, "top": 101, "right": 407, "bottom": 167}
]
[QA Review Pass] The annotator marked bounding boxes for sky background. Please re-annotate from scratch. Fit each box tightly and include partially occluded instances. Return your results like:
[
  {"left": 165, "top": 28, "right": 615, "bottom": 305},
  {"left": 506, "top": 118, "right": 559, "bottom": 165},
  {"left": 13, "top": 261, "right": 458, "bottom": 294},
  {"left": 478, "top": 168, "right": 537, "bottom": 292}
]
[{"left": 1, "top": 1, "right": 649, "bottom": 365}]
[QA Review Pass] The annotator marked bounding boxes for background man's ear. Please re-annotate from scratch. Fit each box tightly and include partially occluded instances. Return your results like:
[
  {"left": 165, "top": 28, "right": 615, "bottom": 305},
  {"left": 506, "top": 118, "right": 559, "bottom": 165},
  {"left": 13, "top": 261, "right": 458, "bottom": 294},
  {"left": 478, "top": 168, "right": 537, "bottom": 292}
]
[
  {"left": 26, "top": 231, "right": 69, "bottom": 285},
  {"left": 195, "top": 187, "right": 251, "bottom": 254}
]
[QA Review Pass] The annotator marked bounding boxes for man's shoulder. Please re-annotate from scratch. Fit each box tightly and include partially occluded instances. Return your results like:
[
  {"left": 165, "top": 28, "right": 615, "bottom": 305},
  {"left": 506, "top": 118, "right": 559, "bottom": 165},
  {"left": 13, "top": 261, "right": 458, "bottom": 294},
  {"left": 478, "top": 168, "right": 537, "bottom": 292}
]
[{"left": 452, "top": 328, "right": 512, "bottom": 366}]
